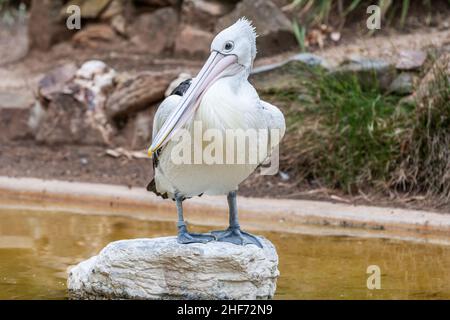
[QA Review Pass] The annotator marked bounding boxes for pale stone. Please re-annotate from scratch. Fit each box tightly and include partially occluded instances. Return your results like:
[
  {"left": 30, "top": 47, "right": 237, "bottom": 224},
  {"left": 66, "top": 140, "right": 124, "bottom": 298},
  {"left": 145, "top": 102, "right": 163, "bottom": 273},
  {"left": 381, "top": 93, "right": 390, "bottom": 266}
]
[
  {"left": 136, "top": 0, "right": 178, "bottom": 7},
  {"left": 72, "top": 24, "right": 118, "bottom": 48},
  {"left": 106, "top": 70, "right": 178, "bottom": 118},
  {"left": 130, "top": 7, "right": 178, "bottom": 55},
  {"left": 67, "top": 236, "right": 279, "bottom": 300},
  {"left": 396, "top": 50, "right": 427, "bottom": 71},
  {"left": 333, "top": 57, "right": 397, "bottom": 91},
  {"left": 61, "top": 0, "right": 112, "bottom": 19},
  {"left": 252, "top": 53, "right": 330, "bottom": 75},
  {"left": 174, "top": 25, "right": 214, "bottom": 58},
  {"left": 180, "top": 0, "right": 234, "bottom": 31},
  {"left": 389, "top": 72, "right": 416, "bottom": 95},
  {"left": 38, "top": 63, "right": 78, "bottom": 100},
  {"left": 76, "top": 60, "right": 109, "bottom": 80}
]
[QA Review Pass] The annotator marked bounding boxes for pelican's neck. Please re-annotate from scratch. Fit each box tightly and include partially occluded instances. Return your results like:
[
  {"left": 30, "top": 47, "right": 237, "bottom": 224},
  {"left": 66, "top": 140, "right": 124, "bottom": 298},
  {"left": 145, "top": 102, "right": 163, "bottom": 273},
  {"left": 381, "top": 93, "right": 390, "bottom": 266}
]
[
  {"left": 225, "top": 66, "right": 251, "bottom": 92},
  {"left": 196, "top": 65, "right": 258, "bottom": 131}
]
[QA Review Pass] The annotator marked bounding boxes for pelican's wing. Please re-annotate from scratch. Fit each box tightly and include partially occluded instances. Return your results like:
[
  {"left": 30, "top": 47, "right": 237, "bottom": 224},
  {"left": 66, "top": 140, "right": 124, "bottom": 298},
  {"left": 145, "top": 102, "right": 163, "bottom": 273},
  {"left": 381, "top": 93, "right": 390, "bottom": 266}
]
[
  {"left": 255, "top": 100, "right": 286, "bottom": 174},
  {"left": 152, "top": 79, "right": 192, "bottom": 138},
  {"left": 152, "top": 94, "right": 182, "bottom": 141},
  {"left": 260, "top": 100, "right": 286, "bottom": 151},
  {"left": 147, "top": 95, "right": 182, "bottom": 197},
  {"left": 147, "top": 79, "right": 191, "bottom": 196}
]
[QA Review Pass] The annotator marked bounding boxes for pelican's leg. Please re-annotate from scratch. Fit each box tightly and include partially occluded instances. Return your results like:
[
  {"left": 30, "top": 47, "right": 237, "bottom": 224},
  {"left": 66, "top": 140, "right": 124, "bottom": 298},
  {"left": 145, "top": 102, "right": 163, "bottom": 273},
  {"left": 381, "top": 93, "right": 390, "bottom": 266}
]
[
  {"left": 212, "top": 191, "right": 263, "bottom": 248},
  {"left": 175, "top": 194, "right": 215, "bottom": 244}
]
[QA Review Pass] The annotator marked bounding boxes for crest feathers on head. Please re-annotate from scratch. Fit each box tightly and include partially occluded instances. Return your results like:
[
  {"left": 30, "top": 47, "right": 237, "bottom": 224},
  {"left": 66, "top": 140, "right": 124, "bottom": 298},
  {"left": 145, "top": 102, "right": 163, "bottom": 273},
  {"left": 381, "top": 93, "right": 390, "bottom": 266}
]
[
  {"left": 234, "top": 17, "right": 258, "bottom": 57},
  {"left": 235, "top": 17, "right": 258, "bottom": 39}
]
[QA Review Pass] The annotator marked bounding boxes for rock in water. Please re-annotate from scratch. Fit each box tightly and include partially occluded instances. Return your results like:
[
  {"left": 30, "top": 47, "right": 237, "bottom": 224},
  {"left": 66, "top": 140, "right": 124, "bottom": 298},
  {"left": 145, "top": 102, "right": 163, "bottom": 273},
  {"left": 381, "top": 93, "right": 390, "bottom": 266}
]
[{"left": 67, "top": 236, "right": 279, "bottom": 300}]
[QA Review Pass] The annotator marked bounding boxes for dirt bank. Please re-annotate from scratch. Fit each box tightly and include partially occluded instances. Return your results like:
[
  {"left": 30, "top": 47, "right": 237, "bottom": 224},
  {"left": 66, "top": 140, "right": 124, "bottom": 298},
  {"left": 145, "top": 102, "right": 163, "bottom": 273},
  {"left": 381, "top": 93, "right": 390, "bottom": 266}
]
[
  {"left": 1, "top": 177, "right": 449, "bottom": 246},
  {"left": 1, "top": 139, "right": 449, "bottom": 215}
]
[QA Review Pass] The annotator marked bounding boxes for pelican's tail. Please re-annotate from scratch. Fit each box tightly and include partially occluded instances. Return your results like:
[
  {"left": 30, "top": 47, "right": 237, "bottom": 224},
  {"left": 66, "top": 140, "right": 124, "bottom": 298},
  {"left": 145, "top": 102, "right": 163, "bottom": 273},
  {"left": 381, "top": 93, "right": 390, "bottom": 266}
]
[{"left": 146, "top": 178, "right": 169, "bottom": 199}]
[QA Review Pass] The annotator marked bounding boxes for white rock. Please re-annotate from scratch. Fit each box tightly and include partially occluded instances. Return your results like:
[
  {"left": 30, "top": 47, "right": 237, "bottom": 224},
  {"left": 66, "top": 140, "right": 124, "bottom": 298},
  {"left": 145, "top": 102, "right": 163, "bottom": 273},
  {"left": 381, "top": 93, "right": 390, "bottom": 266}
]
[
  {"left": 396, "top": 50, "right": 427, "bottom": 71},
  {"left": 73, "top": 61, "right": 117, "bottom": 111},
  {"left": 67, "top": 236, "right": 279, "bottom": 300},
  {"left": 94, "top": 69, "right": 116, "bottom": 92},
  {"left": 76, "top": 60, "right": 109, "bottom": 80}
]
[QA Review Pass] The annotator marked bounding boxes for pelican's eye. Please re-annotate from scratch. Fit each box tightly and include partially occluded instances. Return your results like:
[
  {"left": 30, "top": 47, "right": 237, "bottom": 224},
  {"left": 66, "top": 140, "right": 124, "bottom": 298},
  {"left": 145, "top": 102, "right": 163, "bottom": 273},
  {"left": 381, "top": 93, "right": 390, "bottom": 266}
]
[{"left": 223, "top": 41, "right": 234, "bottom": 52}]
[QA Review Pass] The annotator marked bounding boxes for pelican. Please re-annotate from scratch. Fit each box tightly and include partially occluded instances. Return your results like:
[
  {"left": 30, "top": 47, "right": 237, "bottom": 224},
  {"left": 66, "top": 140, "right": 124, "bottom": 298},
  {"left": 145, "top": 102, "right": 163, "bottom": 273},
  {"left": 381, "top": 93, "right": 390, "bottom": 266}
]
[{"left": 147, "top": 18, "right": 285, "bottom": 248}]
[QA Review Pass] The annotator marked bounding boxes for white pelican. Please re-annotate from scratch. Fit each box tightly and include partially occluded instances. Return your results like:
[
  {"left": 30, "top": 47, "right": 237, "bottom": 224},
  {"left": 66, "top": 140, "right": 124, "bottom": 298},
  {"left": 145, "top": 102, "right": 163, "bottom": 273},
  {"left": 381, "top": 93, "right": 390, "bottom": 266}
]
[{"left": 147, "top": 18, "right": 285, "bottom": 248}]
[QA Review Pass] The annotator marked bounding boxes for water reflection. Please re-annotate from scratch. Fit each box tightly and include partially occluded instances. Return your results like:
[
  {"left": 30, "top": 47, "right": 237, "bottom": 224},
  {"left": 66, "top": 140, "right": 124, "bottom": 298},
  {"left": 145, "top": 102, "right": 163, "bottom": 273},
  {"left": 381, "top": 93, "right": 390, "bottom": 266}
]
[{"left": 0, "top": 208, "right": 448, "bottom": 299}]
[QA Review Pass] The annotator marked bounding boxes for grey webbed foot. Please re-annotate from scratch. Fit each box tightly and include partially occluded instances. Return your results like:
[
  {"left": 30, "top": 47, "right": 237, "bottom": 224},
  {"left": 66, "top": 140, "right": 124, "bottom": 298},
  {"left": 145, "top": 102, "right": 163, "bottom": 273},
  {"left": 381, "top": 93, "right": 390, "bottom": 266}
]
[
  {"left": 212, "top": 227, "right": 263, "bottom": 248},
  {"left": 177, "top": 225, "right": 216, "bottom": 244}
]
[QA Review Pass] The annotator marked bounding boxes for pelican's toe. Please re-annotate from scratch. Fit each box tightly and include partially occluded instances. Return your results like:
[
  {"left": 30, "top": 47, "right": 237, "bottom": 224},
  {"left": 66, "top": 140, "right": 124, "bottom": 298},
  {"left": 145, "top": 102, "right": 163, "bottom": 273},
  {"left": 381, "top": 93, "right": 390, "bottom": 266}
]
[{"left": 212, "top": 227, "right": 263, "bottom": 248}]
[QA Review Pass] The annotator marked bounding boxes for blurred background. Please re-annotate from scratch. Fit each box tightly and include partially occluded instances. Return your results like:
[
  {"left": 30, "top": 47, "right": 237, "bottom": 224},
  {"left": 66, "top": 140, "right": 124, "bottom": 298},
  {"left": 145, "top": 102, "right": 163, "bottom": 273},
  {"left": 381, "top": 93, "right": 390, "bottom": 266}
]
[
  {"left": 0, "top": 0, "right": 449, "bottom": 300},
  {"left": 0, "top": 0, "right": 449, "bottom": 212}
]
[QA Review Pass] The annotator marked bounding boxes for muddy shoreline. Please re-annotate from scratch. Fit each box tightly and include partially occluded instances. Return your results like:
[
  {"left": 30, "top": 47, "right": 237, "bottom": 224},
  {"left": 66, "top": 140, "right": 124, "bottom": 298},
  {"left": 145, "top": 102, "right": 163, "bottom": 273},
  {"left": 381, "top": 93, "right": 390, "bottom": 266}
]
[
  {"left": 1, "top": 176, "right": 449, "bottom": 246},
  {"left": 1, "top": 139, "right": 450, "bottom": 214}
]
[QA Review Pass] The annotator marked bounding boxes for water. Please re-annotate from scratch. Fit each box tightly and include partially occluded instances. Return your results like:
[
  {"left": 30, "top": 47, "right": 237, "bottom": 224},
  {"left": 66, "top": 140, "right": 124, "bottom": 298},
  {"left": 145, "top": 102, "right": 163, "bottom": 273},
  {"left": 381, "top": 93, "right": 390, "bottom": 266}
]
[{"left": 0, "top": 207, "right": 449, "bottom": 299}]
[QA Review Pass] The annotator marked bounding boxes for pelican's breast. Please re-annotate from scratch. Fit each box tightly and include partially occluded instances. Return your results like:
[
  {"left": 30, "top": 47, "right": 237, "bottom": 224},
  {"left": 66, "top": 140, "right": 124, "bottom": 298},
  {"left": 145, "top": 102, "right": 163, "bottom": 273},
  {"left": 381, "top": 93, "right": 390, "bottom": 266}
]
[
  {"left": 155, "top": 78, "right": 268, "bottom": 198},
  {"left": 195, "top": 77, "right": 262, "bottom": 131}
]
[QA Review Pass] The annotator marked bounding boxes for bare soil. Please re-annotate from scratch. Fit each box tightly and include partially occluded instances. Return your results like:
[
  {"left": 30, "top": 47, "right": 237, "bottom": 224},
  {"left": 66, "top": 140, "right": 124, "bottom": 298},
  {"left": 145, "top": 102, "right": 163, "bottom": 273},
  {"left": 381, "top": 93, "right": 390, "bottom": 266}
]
[{"left": 1, "top": 139, "right": 448, "bottom": 214}]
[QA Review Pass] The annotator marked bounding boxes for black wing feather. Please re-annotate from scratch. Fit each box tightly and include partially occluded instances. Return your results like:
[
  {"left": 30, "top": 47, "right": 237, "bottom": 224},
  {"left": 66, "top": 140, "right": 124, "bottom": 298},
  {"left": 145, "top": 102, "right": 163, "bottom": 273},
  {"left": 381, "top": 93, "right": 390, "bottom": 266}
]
[{"left": 170, "top": 79, "right": 192, "bottom": 96}]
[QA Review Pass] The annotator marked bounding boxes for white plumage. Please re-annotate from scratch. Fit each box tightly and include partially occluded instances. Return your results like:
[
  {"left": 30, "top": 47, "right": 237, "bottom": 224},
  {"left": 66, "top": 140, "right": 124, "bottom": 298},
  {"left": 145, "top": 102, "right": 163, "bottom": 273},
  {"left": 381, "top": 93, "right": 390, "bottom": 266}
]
[
  {"left": 150, "top": 18, "right": 285, "bottom": 200},
  {"left": 152, "top": 76, "right": 285, "bottom": 199}
]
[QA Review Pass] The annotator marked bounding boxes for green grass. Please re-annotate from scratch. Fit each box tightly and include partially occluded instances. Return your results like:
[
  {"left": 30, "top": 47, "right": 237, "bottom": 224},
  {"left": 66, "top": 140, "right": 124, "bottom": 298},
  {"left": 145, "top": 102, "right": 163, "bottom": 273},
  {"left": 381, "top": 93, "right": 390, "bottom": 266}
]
[
  {"left": 395, "top": 54, "right": 450, "bottom": 201},
  {"left": 287, "top": 0, "right": 446, "bottom": 50},
  {"left": 283, "top": 70, "right": 407, "bottom": 193},
  {"left": 292, "top": 19, "right": 307, "bottom": 52},
  {"left": 269, "top": 54, "right": 450, "bottom": 202},
  {"left": 289, "top": 0, "right": 415, "bottom": 26}
]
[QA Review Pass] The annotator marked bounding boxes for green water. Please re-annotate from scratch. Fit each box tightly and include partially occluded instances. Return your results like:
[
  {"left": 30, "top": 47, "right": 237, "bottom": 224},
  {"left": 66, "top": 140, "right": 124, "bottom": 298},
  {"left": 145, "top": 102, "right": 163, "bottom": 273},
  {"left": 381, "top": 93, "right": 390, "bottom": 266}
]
[{"left": 0, "top": 208, "right": 449, "bottom": 299}]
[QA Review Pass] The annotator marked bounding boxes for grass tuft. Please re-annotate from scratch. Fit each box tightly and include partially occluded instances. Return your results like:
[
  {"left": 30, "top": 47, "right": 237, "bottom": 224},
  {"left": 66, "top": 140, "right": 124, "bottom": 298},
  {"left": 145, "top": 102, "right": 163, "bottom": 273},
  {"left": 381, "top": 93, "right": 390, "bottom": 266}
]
[
  {"left": 394, "top": 54, "right": 450, "bottom": 201},
  {"left": 283, "top": 69, "right": 406, "bottom": 194},
  {"left": 287, "top": 0, "right": 443, "bottom": 49},
  {"left": 267, "top": 54, "right": 450, "bottom": 203}
]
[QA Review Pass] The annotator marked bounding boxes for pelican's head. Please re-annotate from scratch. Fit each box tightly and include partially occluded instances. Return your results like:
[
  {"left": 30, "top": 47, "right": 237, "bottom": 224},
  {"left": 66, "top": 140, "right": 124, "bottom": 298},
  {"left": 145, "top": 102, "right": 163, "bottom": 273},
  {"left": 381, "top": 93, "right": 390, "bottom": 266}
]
[
  {"left": 149, "top": 18, "right": 258, "bottom": 156},
  {"left": 211, "top": 17, "right": 257, "bottom": 70}
]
